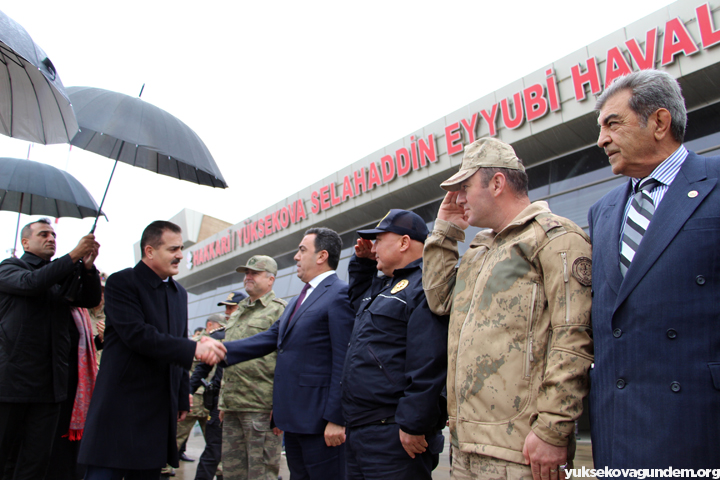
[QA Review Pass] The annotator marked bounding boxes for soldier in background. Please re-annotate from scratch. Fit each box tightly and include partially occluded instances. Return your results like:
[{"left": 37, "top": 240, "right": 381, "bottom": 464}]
[
  {"left": 163, "top": 316, "right": 223, "bottom": 478},
  {"left": 219, "top": 255, "right": 286, "bottom": 480},
  {"left": 218, "top": 291, "right": 247, "bottom": 319},
  {"left": 189, "top": 314, "right": 227, "bottom": 480},
  {"left": 423, "top": 138, "right": 593, "bottom": 480}
]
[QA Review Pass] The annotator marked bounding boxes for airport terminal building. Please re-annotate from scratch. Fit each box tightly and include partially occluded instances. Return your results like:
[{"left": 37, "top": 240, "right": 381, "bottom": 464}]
[{"left": 157, "top": 0, "right": 720, "bottom": 334}]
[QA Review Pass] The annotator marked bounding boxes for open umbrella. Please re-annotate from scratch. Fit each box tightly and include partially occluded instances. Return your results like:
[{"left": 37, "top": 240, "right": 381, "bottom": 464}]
[
  {"left": 67, "top": 86, "right": 227, "bottom": 232},
  {"left": 0, "top": 157, "right": 103, "bottom": 255},
  {"left": 68, "top": 86, "right": 227, "bottom": 188},
  {"left": 0, "top": 10, "right": 78, "bottom": 144}
]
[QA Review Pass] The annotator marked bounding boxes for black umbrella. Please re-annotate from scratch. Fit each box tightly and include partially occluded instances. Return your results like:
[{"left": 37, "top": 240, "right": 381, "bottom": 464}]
[
  {"left": 0, "top": 157, "right": 103, "bottom": 256},
  {"left": 0, "top": 10, "right": 78, "bottom": 144},
  {"left": 68, "top": 86, "right": 227, "bottom": 188},
  {"left": 67, "top": 86, "right": 227, "bottom": 232}
]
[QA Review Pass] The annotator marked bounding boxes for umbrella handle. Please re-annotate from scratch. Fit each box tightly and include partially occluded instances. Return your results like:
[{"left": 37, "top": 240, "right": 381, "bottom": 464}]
[{"left": 90, "top": 159, "right": 118, "bottom": 234}]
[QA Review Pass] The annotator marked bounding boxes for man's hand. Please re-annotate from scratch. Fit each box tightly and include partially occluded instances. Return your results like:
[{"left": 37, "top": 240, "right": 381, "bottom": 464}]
[
  {"left": 522, "top": 430, "right": 567, "bottom": 480},
  {"left": 195, "top": 336, "right": 227, "bottom": 365},
  {"left": 178, "top": 410, "right": 188, "bottom": 422},
  {"left": 270, "top": 410, "right": 282, "bottom": 436},
  {"left": 189, "top": 394, "right": 193, "bottom": 409},
  {"left": 354, "top": 238, "right": 376, "bottom": 260},
  {"left": 218, "top": 410, "right": 224, "bottom": 423},
  {"left": 399, "top": 430, "right": 428, "bottom": 459},
  {"left": 83, "top": 245, "right": 100, "bottom": 269},
  {"left": 437, "top": 191, "right": 469, "bottom": 230},
  {"left": 96, "top": 320, "right": 105, "bottom": 342},
  {"left": 324, "top": 421, "right": 346, "bottom": 447},
  {"left": 69, "top": 234, "right": 100, "bottom": 265}
]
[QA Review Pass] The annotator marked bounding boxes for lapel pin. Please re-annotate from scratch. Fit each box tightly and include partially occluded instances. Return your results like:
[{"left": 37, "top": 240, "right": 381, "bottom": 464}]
[{"left": 688, "top": 190, "right": 698, "bottom": 198}]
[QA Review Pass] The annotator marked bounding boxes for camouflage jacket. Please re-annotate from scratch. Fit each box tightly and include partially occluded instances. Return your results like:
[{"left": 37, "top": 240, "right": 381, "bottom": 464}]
[
  {"left": 423, "top": 201, "right": 593, "bottom": 464},
  {"left": 219, "top": 290, "right": 286, "bottom": 413}
]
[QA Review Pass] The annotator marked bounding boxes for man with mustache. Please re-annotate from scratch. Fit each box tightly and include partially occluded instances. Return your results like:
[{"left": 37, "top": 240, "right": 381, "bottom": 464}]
[
  {"left": 0, "top": 218, "right": 101, "bottom": 480},
  {"left": 423, "top": 138, "right": 593, "bottom": 480},
  {"left": 78, "top": 220, "right": 227, "bottom": 480}
]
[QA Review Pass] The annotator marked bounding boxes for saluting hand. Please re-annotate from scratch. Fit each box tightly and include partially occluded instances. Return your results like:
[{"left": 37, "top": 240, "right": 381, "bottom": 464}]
[
  {"left": 354, "top": 238, "right": 376, "bottom": 260},
  {"left": 437, "top": 191, "right": 469, "bottom": 230}
]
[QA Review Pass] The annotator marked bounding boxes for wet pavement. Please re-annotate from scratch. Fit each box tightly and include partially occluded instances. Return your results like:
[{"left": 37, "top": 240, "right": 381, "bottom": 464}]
[{"left": 172, "top": 426, "right": 594, "bottom": 479}]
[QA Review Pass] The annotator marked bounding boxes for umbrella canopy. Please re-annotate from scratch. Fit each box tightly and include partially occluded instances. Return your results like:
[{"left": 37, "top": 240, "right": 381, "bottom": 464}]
[
  {"left": 0, "top": 10, "right": 78, "bottom": 144},
  {"left": 0, "top": 157, "right": 103, "bottom": 218},
  {"left": 68, "top": 86, "right": 227, "bottom": 188}
]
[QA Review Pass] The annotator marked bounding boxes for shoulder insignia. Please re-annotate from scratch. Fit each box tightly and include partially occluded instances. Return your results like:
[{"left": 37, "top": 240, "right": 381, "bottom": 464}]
[
  {"left": 272, "top": 297, "right": 288, "bottom": 307},
  {"left": 391, "top": 279, "right": 409, "bottom": 294},
  {"left": 572, "top": 257, "right": 592, "bottom": 287}
]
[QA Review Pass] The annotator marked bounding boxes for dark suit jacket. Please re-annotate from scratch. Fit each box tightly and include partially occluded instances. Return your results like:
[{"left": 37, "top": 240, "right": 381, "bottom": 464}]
[
  {"left": 224, "top": 273, "right": 355, "bottom": 434},
  {"left": 78, "top": 261, "right": 196, "bottom": 470},
  {"left": 588, "top": 151, "right": 720, "bottom": 469}
]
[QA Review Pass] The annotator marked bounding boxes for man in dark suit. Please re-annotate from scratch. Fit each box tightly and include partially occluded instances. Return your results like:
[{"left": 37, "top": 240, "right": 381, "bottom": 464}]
[
  {"left": 77, "top": 221, "right": 226, "bottom": 480},
  {"left": 589, "top": 69, "right": 720, "bottom": 469},
  {"left": 224, "top": 227, "right": 355, "bottom": 480}
]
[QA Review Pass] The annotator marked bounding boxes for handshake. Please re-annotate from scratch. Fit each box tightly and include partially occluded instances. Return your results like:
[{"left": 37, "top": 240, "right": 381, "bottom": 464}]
[{"left": 195, "top": 336, "right": 227, "bottom": 365}]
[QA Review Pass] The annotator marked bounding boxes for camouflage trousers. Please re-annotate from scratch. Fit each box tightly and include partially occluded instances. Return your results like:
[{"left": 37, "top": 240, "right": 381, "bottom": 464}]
[
  {"left": 177, "top": 414, "right": 207, "bottom": 450},
  {"left": 451, "top": 447, "right": 533, "bottom": 480},
  {"left": 222, "top": 411, "right": 281, "bottom": 480}
]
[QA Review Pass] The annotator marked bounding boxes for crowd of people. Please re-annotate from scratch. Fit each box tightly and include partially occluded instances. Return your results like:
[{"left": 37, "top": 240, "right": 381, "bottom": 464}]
[{"left": 0, "top": 69, "right": 718, "bottom": 480}]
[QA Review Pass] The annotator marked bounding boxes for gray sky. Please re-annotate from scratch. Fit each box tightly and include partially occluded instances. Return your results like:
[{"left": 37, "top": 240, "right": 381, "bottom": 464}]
[{"left": 0, "top": 0, "right": 674, "bottom": 274}]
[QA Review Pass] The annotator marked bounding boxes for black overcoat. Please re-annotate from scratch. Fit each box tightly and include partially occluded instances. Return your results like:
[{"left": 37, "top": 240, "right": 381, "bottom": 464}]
[
  {"left": 0, "top": 252, "right": 101, "bottom": 403},
  {"left": 77, "top": 260, "right": 196, "bottom": 470}
]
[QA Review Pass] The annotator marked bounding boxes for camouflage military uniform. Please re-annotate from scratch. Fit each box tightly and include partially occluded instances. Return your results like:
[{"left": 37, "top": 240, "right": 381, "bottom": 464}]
[
  {"left": 423, "top": 201, "right": 593, "bottom": 470},
  {"left": 220, "top": 290, "right": 286, "bottom": 480},
  {"left": 177, "top": 345, "right": 211, "bottom": 449}
]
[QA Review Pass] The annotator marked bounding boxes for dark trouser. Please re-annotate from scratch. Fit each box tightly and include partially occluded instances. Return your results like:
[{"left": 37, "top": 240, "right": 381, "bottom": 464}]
[
  {"left": 84, "top": 465, "right": 161, "bottom": 480},
  {"left": 284, "top": 431, "right": 346, "bottom": 480},
  {"left": 194, "top": 409, "right": 222, "bottom": 480},
  {"left": 345, "top": 423, "right": 443, "bottom": 480},
  {"left": 0, "top": 401, "right": 61, "bottom": 480}
]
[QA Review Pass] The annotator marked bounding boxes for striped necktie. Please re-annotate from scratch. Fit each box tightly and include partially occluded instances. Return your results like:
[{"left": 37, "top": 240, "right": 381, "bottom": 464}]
[{"left": 620, "top": 177, "right": 661, "bottom": 277}]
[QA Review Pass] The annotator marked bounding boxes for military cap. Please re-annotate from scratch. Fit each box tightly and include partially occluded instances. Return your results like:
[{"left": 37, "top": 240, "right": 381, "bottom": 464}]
[
  {"left": 206, "top": 313, "right": 226, "bottom": 327},
  {"left": 440, "top": 137, "right": 524, "bottom": 192},
  {"left": 217, "top": 291, "right": 247, "bottom": 307},
  {"left": 235, "top": 255, "right": 278, "bottom": 275},
  {"left": 357, "top": 209, "right": 428, "bottom": 243}
]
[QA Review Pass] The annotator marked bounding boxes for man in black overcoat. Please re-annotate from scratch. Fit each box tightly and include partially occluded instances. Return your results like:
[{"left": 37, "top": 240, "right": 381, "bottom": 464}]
[
  {"left": 77, "top": 221, "right": 226, "bottom": 480},
  {"left": 0, "top": 218, "right": 100, "bottom": 480}
]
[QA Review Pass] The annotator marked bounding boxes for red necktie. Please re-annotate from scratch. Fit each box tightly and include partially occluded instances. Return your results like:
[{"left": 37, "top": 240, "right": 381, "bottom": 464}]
[{"left": 288, "top": 283, "right": 310, "bottom": 323}]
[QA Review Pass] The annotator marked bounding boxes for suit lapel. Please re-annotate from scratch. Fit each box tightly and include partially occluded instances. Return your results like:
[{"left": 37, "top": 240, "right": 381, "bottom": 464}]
[
  {"left": 615, "top": 154, "right": 715, "bottom": 310},
  {"left": 278, "top": 296, "right": 298, "bottom": 340},
  {"left": 280, "top": 274, "right": 335, "bottom": 341},
  {"left": 596, "top": 182, "right": 630, "bottom": 297}
]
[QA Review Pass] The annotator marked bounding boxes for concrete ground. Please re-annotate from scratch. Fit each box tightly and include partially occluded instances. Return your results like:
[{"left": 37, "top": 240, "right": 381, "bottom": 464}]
[{"left": 172, "top": 425, "right": 594, "bottom": 479}]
